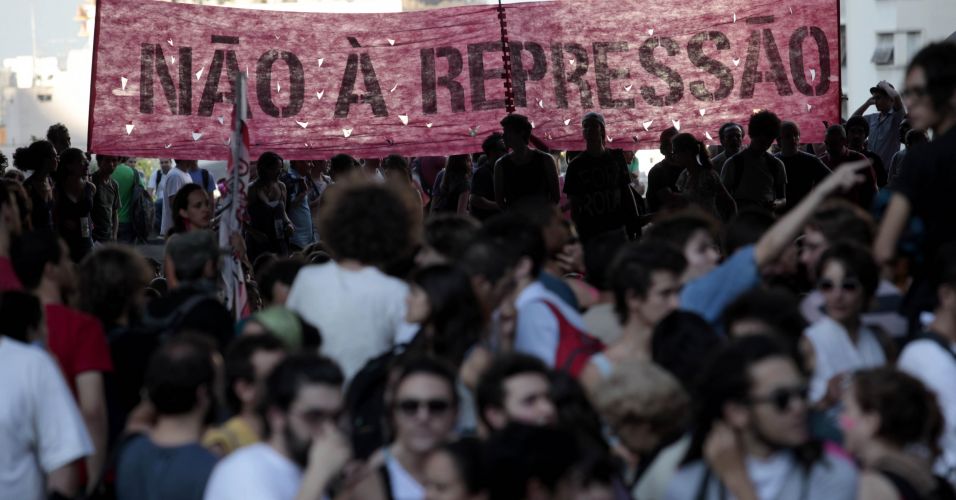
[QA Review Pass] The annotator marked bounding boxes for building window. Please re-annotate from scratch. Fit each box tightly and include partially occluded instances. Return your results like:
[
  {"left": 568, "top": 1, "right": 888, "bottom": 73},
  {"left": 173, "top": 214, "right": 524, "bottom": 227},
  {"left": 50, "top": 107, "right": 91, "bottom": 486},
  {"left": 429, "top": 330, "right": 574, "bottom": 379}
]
[
  {"left": 871, "top": 33, "right": 894, "bottom": 65},
  {"left": 37, "top": 94, "right": 52, "bottom": 102}
]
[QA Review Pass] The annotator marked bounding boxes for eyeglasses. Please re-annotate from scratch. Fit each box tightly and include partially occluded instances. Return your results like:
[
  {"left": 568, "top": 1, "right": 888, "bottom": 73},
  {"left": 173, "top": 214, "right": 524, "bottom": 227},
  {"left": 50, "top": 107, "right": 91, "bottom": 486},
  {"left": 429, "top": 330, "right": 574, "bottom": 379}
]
[
  {"left": 902, "top": 86, "right": 928, "bottom": 100},
  {"left": 395, "top": 398, "right": 452, "bottom": 417},
  {"left": 295, "top": 408, "right": 341, "bottom": 427},
  {"left": 817, "top": 277, "right": 861, "bottom": 293},
  {"left": 748, "top": 386, "right": 808, "bottom": 412}
]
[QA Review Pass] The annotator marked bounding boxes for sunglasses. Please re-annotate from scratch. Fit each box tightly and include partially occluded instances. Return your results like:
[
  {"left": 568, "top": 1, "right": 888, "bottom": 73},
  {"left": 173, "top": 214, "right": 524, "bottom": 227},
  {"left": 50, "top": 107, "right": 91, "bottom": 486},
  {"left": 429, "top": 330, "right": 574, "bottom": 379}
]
[
  {"left": 395, "top": 398, "right": 452, "bottom": 417},
  {"left": 902, "top": 86, "right": 928, "bottom": 100},
  {"left": 748, "top": 386, "right": 808, "bottom": 412},
  {"left": 818, "top": 278, "right": 861, "bottom": 293}
]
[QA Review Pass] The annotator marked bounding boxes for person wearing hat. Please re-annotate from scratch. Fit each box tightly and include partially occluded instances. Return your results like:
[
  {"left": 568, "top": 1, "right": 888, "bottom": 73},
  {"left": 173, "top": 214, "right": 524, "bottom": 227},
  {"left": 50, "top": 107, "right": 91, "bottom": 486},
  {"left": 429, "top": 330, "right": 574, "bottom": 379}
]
[
  {"left": 143, "top": 230, "right": 233, "bottom": 349},
  {"left": 851, "top": 80, "right": 905, "bottom": 172},
  {"left": 563, "top": 112, "right": 635, "bottom": 243}
]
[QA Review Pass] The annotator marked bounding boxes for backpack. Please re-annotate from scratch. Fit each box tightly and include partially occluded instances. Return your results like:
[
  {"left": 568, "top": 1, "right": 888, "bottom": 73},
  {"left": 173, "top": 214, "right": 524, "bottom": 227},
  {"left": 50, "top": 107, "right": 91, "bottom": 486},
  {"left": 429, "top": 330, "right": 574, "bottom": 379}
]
[
  {"left": 538, "top": 300, "right": 605, "bottom": 377},
  {"left": 344, "top": 345, "right": 408, "bottom": 460},
  {"left": 129, "top": 169, "right": 154, "bottom": 243}
]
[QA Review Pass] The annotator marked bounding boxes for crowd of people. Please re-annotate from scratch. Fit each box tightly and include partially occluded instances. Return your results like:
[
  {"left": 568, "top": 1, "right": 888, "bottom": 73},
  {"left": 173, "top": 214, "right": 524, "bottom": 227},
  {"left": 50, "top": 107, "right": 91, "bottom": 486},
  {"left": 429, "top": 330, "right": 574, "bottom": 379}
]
[{"left": 0, "top": 40, "right": 955, "bottom": 500}]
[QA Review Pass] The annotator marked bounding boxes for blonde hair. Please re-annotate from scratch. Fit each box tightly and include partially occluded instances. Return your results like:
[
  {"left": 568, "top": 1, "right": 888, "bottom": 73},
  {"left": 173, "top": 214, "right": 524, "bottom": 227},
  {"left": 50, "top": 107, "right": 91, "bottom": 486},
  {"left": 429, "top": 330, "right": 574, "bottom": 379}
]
[{"left": 592, "top": 361, "right": 689, "bottom": 435}]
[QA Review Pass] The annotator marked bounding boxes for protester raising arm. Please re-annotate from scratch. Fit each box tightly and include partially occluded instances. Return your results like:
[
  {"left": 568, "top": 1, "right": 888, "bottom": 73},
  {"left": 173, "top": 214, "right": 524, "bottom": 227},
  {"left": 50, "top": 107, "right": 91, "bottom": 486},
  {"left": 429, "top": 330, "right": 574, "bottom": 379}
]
[
  {"left": 681, "top": 160, "right": 870, "bottom": 325},
  {"left": 754, "top": 160, "right": 871, "bottom": 267}
]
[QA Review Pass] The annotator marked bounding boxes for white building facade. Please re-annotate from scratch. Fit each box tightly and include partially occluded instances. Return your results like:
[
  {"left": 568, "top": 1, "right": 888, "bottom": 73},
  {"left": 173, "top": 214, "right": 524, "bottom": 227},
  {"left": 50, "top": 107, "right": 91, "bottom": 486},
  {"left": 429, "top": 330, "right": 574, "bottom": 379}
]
[{"left": 840, "top": 0, "right": 956, "bottom": 118}]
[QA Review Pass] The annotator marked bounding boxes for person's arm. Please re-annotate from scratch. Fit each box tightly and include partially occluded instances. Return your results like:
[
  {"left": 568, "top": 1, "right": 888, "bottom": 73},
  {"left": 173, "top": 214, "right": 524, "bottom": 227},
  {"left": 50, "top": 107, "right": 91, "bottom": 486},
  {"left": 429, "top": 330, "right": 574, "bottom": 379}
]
[
  {"left": 48, "top": 463, "right": 80, "bottom": 498},
  {"left": 112, "top": 184, "right": 120, "bottom": 239},
  {"left": 76, "top": 372, "right": 108, "bottom": 493},
  {"left": 877, "top": 80, "right": 905, "bottom": 113},
  {"left": 295, "top": 422, "right": 352, "bottom": 500},
  {"left": 755, "top": 160, "right": 870, "bottom": 267},
  {"left": 456, "top": 191, "right": 469, "bottom": 215},
  {"left": 874, "top": 193, "right": 911, "bottom": 265},
  {"left": 494, "top": 159, "right": 506, "bottom": 209},
  {"left": 545, "top": 154, "right": 560, "bottom": 204},
  {"left": 705, "top": 422, "right": 759, "bottom": 500},
  {"left": 715, "top": 172, "right": 738, "bottom": 220},
  {"left": 469, "top": 193, "right": 499, "bottom": 211},
  {"left": 772, "top": 158, "right": 788, "bottom": 211},
  {"left": 851, "top": 96, "right": 875, "bottom": 117}
]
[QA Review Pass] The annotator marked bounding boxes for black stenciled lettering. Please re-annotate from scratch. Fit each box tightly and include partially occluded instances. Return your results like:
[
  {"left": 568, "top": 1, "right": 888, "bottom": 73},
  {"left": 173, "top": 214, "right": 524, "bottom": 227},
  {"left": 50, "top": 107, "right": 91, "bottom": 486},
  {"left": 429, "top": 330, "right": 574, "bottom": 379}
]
[
  {"left": 468, "top": 42, "right": 505, "bottom": 111},
  {"left": 740, "top": 28, "right": 793, "bottom": 98},
  {"left": 198, "top": 48, "right": 243, "bottom": 116},
  {"left": 594, "top": 42, "right": 635, "bottom": 109},
  {"left": 550, "top": 43, "right": 592, "bottom": 109},
  {"left": 509, "top": 41, "right": 547, "bottom": 107},
  {"left": 639, "top": 37, "right": 683, "bottom": 107},
  {"left": 139, "top": 44, "right": 191, "bottom": 115},
  {"left": 334, "top": 52, "right": 389, "bottom": 118},
  {"left": 256, "top": 49, "right": 305, "bottom": 118},
  {"left": 687, "top": 31, "right": 734, "bottom": 101},
  {"left": 420, "top": 47, "right": 466, "bottom": 114},
  {"left": 789, "top": 27, "right": 831, "bottom": 96}
]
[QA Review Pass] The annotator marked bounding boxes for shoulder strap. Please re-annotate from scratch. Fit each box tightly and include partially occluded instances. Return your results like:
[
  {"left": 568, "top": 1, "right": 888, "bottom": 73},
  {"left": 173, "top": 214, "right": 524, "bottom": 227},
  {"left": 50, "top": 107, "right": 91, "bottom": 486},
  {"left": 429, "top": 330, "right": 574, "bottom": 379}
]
[{"left": 379, "top": 463, "right": 396, "bottom": 500}]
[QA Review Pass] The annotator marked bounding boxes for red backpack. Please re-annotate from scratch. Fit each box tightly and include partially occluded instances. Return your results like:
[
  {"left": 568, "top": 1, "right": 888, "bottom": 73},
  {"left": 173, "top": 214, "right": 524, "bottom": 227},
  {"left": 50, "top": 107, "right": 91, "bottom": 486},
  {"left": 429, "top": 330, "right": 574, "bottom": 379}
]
[{"left": 539, "top": 301, "right": 605, "bottom": 377}]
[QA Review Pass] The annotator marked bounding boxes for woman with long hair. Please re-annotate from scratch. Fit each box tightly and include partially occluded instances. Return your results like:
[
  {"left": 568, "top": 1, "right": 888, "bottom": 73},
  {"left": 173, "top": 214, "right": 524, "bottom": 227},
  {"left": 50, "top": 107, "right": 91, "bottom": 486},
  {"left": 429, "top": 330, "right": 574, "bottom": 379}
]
[
  {"left": 673, "top": 133, "right": 736, "bottom": 221},
  {"left": 53, "top": 148, "right": 95, "bottom": 261},
  {"left": 841, "top": 368, "right": 955, "bottom": 499},
  {"left": 167, "top": 183, "right": 213, "bottom": 236},
  {"left": 246, "top": 152, "right": 293, "bottom": 260},
  {"left": 431, "top": 155, "right": 471, "bottom": 215},
  {"left": 13, "top": 140, "right": 58, "bottom": 230},
  {"left": 405, "top": 264, "right": 486, "bottom": 366}
]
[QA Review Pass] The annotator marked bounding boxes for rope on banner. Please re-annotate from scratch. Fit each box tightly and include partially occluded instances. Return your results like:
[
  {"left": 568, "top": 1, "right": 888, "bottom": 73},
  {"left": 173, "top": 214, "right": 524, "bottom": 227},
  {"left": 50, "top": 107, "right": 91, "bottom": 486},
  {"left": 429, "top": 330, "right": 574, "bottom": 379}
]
[{"left": 497, "top": 0, "right": 515, "bottom": 114}]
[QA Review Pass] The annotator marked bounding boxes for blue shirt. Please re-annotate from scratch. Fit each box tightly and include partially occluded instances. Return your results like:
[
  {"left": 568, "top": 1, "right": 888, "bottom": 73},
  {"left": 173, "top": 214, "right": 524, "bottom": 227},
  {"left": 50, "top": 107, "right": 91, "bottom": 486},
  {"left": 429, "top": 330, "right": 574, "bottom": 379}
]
[
  {"left": 282, "top": 169, "right": 315, "bottom": 249},
  {"left": 116, "top": 434, "right": 217, "bottom": 500},
  {"left": 863, "top": 110, "right": 903, "bottom": 173},
  {"left": 189, "top": 168, "right": 217, "bottom": 194},
  {"left": 539, "top": 271, "right": 580, "bottom": 310},
  {"left": 680, "top": 245, "right": 760, "bottom": 329}
]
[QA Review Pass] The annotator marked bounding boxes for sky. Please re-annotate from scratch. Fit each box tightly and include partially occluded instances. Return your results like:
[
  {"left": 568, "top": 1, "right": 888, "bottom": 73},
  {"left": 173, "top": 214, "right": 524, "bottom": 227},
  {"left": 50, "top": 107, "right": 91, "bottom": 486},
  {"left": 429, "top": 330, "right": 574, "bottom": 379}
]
[{"left": 0, "top": 0, "right": 88, "bottom": 62}]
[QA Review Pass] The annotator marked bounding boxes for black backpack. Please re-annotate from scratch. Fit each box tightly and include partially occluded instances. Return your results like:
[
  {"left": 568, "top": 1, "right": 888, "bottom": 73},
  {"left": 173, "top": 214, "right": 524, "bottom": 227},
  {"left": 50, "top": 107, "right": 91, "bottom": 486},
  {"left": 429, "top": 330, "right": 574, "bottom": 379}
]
[
  {"left": 344, "top": 345, "right": 407, "bottom": 460},
  {"left": 128, "top": 168, "right": 154, "bottom": 243}
]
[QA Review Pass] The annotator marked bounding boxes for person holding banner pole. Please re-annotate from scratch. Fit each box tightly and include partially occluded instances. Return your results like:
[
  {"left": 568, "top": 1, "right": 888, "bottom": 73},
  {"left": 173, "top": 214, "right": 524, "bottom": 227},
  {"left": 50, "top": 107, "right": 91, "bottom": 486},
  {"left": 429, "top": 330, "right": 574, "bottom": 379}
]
[{"left": 494, "top": 114, "right": 560, "bottom": 210}]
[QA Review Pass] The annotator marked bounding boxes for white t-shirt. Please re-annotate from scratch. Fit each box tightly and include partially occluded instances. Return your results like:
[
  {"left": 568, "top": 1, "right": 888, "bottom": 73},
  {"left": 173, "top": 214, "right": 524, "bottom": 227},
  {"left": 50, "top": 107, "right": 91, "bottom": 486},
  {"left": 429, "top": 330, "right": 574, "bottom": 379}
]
[
  {"left": 161, "top": 168, "right": 194, "bottom": 236},
  {"left": 899, "top": 337, "right": 956, "bottom": 481},
  {"left": 385, "top": 451, "right": 425, "bottom": 500},
  {"left": 0, "top": 338, "right": 93, "bottom": 500},
  {"left": 286, "top": 262, "right": 416, "bottom": 380},
  {"left": 804, "top": 316, "right": 887, "bottom": 404},
  {"left": 203, "top": 443, "right": 302, "bottom": 500},
  {"left": 747, "top": 452, "right": 793, "bottom": 500},
  {"left": 149, "top": 168, "right": 169, "bottom": 199}
]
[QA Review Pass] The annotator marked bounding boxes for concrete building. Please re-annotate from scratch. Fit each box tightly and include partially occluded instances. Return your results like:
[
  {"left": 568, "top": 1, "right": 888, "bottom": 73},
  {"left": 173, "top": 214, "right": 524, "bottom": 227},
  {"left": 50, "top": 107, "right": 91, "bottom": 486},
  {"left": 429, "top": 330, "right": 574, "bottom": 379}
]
[{"left": 840, "top": 0, "right": 956, "bottom": 118}]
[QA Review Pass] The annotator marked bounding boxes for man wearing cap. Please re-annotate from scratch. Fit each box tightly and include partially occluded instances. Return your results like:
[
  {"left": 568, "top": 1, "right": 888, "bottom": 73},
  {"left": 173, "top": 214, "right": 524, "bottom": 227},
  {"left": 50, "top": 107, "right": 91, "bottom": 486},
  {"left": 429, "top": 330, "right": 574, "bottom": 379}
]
[
  {"left": 563, "top": 112, "right": 634, "bottom": 243},
  {"left": 851, "top": 80, "right": 905, "bottom": 171},
  {"left": 143, "top": 230, "right": 233, "bottom": 348}
]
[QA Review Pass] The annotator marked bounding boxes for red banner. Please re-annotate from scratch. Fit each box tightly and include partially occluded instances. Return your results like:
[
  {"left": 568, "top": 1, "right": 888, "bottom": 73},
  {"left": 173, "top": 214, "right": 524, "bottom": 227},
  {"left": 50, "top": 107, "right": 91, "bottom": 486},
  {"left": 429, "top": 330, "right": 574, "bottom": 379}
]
[{"left": 88, "top": 0, "right": 840, "bottom": 159}]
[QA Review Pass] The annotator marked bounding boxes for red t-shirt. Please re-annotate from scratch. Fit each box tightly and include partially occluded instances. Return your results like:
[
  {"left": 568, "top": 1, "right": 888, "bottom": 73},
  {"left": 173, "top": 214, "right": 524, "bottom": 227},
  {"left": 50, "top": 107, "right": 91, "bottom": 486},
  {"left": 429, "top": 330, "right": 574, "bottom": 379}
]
[
  {"left": 0, "top": 256, "right": 23, "bottom": 292},
  {"left": 45, "top": 304, "right": 113, "bottom": 395}
]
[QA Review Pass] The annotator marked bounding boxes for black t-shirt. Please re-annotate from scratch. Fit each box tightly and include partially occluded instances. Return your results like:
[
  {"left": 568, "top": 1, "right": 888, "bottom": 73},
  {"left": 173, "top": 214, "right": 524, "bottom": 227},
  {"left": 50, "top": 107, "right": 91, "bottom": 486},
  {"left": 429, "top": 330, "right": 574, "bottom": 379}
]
[
  {"left": 498, "top": 149, "right": 559, "bottom": 208},
  {"left": 470, "top": 162, "right": 497, "bottom": 220},
  {"left": 775, "top": 151, "right": 831, "bottom": 211},
  {"left": 646, "top": 159, "right": 682, "bottom": 213},
  {"left": 432, "top": 178, "right": 471, "bottom": 213},
  {"left": 563, "top": 149, "right": 631, "bottom": 241},
  {"left": 897, "top": 125, "right": 956, "bottom": 265},
  {"left": 55, "top": 183, "right": 95, "bottom": 262},
  {"left": 862, "top": 150, "right": 888, "bottom": 188}
]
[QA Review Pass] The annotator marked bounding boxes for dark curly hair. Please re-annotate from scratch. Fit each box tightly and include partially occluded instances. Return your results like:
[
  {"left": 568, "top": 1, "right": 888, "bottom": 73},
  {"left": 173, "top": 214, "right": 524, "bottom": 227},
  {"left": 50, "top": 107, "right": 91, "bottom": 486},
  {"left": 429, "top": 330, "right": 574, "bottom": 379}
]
[
  {"left": 78, "top": 245, "right": 152, "bottom": 326},
  {"left": 748, "top": 110, "right": 783, "bottom": 140},
  {"left": 318, "top": 181, "right": 414, "bottom": 266}
]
